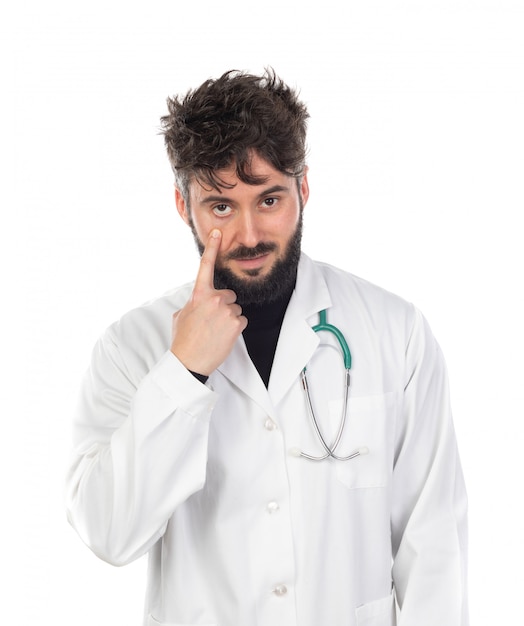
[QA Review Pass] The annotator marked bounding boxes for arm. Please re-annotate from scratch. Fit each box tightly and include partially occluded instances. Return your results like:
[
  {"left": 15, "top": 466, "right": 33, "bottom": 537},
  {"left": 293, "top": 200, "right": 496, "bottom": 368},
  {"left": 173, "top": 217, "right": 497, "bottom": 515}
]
[
  {"left": 66, "top": 338, "right": 217, "bottom": 566},
  {"left": 66, "top": 229, "right": 246, "bottom": 566},
  {"left": 391, "top": 309, "right": 468, "bottom": 625}
]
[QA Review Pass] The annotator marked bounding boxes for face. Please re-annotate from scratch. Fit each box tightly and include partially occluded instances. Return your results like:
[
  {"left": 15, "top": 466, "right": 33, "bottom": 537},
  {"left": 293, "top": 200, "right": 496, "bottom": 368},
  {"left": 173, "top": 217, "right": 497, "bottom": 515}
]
[{"left": 175, "top": 153, "right": 309, "bottom": 305}]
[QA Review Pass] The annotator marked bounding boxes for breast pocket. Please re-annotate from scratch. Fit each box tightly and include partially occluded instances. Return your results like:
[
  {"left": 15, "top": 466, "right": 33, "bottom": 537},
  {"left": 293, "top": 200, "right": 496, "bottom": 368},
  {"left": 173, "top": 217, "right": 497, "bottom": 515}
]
[
  {"left": 147, "top": 617, "right": 217, "bottom": 626},
  {"left": 330, "top": 392, "right": 396, "bottom": 489},
  {"left": 355, "top": 592, "right": 397, "bottom": 625}
]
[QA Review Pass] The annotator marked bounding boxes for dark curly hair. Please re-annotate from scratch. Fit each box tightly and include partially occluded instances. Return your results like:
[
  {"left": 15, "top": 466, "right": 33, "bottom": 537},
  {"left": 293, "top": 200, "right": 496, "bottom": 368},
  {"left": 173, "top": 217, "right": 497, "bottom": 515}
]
[{"left": 160, "top": 68, "right": 309, "bottom": 201}]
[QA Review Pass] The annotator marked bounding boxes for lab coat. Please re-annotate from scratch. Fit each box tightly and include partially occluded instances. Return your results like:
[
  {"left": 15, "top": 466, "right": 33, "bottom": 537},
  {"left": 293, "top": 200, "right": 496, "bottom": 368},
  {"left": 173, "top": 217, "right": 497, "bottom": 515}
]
[{"left": 66, "top": 253, "right": 468, "bottom": 626}]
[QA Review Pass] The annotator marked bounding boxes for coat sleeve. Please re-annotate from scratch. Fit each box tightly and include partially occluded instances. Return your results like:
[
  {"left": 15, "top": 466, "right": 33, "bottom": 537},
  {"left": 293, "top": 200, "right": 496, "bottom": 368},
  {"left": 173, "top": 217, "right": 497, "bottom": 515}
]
[
  {"left": 391, "top": 308, "right": 468, "bottom": 625},
  {"left": 65, "top": 327, "right": 218, "bottom": 566}
]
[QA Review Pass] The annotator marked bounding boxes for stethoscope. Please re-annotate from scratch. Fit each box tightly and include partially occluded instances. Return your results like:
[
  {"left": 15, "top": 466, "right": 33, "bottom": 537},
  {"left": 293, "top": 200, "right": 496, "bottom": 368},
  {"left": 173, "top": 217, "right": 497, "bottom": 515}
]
[{"left": 290, "top": 309, "right": 369, "bottom": 462}]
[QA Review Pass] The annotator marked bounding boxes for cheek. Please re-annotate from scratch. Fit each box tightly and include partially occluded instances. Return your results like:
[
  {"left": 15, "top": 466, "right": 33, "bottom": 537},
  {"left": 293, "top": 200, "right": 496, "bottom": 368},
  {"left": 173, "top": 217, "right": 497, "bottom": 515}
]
[
  {"left": 216, "top": 234, "right": 237, "bottom": 259},
  {"left": 192, "top": 218, "right": 235, "bottom": 260},
  {"left": 276, "top": 211, "right": 301, "bottom": 241},
  {"left": 190, "top": 214, "right": 214, "bottom": 244},
  {"left": 261, "top": 205, "right": 299, "bottom": 235}
]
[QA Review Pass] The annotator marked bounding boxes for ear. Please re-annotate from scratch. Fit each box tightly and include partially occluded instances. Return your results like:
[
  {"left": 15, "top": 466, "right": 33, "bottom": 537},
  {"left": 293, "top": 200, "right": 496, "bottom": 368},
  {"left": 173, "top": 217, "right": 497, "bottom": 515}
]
[
  {"left": 300, "top": 167, "right": 310, "bottom": 208},
  {"left": 175, "top": 186, "right": 191, "bottom": 226}
]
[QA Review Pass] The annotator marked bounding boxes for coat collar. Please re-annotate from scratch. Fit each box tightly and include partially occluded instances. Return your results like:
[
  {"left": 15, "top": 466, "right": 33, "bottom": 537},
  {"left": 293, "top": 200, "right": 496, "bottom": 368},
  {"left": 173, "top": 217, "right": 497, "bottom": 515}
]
[{"left": 216, "top": 254, "right": 332, "bottom": 413}]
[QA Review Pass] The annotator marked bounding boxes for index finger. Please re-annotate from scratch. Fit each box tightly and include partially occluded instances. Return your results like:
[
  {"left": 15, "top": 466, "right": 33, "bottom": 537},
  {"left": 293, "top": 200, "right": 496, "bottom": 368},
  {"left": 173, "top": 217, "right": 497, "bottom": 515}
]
[{"left": 195, "top": 229, "right": 221, "bottom": 290}]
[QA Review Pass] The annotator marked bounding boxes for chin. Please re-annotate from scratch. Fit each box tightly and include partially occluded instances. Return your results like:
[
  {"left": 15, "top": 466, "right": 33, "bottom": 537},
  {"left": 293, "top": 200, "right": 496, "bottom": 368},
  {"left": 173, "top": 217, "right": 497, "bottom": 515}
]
[{"left": 241, "top": 268, "right": 265, "bottom": 278}]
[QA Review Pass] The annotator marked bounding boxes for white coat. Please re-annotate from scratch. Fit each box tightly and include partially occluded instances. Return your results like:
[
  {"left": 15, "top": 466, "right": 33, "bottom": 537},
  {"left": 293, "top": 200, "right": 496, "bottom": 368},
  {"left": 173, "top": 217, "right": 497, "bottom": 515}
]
[{"left": 66, "top": 253, "right": 468, "bottom": 626}]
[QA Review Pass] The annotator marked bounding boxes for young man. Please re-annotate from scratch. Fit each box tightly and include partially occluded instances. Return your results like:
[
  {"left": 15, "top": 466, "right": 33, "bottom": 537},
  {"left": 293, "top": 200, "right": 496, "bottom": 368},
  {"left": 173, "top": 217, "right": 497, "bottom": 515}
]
[{"left": 66, "top": 69, "right": 468, "bottom": 625}]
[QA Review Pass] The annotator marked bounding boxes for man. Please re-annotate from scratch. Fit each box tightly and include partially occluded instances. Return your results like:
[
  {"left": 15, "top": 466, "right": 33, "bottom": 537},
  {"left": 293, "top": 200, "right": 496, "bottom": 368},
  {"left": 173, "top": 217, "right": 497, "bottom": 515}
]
[{"left": 66, "top": 69, "right": 468, "bottom": 625}]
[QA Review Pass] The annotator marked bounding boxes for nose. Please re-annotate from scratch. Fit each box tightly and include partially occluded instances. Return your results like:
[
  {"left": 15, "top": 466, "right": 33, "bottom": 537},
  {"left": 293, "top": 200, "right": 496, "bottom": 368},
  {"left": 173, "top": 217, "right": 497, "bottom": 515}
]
[{"left": 235, "top": 210, "right": 262, "bottom": 248}]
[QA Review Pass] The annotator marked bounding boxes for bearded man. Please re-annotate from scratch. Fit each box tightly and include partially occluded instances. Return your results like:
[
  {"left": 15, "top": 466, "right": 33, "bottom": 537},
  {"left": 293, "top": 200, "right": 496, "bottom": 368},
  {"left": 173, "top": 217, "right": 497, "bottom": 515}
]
[{"left": 66, "top": 69, "right": 468, "bottom": 626}]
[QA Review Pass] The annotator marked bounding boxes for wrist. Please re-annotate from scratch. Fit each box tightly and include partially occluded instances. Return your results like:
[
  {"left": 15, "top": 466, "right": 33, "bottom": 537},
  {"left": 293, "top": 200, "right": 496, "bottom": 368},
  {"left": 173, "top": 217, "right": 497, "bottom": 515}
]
[{"left": 189, "top": 370, "right": 209, "bottom": 384}]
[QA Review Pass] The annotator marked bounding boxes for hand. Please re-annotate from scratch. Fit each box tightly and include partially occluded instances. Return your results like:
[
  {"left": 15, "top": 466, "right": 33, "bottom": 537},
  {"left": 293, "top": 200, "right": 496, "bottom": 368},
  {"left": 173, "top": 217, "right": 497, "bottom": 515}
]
[{"left": 170, "top": 229, "right": 247, "bottom": 376}]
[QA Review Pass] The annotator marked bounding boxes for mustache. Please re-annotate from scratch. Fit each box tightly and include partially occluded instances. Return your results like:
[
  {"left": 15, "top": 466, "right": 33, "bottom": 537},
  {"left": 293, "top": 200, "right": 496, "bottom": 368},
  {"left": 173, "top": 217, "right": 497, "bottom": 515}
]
[{"left": 225, "top": 242, "right": 277, "bottom": 261}]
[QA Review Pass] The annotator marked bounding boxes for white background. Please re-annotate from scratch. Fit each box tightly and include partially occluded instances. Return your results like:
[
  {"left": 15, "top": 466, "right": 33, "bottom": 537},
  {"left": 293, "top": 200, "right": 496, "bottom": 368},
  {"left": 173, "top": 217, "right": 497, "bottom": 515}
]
[{"left": 3, "top": 0, "right": 523, "bottom": 623}]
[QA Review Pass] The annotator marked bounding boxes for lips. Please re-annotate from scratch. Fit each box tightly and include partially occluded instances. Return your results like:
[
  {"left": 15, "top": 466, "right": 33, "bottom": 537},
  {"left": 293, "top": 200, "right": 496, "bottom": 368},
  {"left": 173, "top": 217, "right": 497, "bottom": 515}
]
[{"left": 234, "top": 253, "right": 270, "bottom": 270}]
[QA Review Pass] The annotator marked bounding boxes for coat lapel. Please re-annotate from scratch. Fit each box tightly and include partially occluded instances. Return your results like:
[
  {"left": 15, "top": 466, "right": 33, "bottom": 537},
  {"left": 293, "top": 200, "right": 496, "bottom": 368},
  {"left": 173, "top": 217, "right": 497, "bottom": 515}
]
[
  {"left": 268, "top": 255, "right": 332, "bottom": 407},
  {"left": 216, "top": 335, "right": 274, "bottom": 417}
]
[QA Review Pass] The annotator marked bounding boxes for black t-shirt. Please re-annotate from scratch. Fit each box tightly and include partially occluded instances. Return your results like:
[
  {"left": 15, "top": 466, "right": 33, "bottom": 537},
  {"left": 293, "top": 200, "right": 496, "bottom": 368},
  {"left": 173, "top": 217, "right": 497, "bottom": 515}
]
[{"left": 241, "top": 287, "right": 293, "bottom": 387}]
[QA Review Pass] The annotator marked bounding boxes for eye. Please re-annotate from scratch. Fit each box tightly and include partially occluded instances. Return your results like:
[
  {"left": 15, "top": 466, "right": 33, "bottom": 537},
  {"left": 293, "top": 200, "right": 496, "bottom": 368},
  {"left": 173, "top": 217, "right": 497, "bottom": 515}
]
[
  {"left": 261, "top": 197, "right": 278, "bottom": 208},
  {"left": 212, "top": 204, "right": 233, "bottom": 217}
]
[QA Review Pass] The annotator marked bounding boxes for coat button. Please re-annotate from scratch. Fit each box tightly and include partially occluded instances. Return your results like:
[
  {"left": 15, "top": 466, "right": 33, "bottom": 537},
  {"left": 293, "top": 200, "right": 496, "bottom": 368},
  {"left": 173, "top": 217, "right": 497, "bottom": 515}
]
[
  {"left": 264, "top": 418, "right": 277, "bottom": 431},
  {"left": 266, "top": 501, "right": 280, "bottom": 514},
  {"left": 272, "top": 584, "right": 288, "bottom": 596}
]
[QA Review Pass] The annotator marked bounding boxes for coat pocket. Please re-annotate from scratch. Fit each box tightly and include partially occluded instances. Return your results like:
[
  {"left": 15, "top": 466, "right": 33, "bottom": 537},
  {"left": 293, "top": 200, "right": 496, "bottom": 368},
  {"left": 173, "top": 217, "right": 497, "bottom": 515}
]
[
  {"left": 355, "top": 592, "right": 396, "bottom": 625},
  {"left": 333, "top": 393, "right": 396, "bottom": 489}
]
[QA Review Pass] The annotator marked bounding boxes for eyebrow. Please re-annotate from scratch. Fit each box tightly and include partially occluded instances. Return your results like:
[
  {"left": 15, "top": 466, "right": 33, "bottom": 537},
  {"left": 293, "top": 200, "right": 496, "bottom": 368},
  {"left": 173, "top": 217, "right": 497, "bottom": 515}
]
[{"left": 200, "top": 184, "right": 290, "bottom": 205}]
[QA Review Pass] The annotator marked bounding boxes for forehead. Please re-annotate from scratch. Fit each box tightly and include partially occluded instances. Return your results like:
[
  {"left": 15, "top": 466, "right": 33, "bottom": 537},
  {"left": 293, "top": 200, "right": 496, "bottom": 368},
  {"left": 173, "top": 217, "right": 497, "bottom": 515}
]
[{"left": 189, "top": 153, "right": 291, "bottom": 199}]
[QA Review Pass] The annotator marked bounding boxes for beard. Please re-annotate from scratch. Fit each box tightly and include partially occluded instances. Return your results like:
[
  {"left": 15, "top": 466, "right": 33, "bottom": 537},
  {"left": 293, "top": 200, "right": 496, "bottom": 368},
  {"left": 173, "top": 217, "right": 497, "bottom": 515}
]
[{"left": 189, "top": 211, "right": 303, "bottom": 306}]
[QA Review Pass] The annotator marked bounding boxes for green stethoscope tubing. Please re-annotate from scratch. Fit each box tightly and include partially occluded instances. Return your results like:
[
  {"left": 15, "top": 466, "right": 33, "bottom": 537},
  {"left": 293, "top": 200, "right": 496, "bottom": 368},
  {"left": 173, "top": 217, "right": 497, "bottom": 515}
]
[
  {"left": 310, "top": 308, "right": 352, "bottom": 369},
  {"left": 298, "top": 309, "right": 367, "bottom": 462}
]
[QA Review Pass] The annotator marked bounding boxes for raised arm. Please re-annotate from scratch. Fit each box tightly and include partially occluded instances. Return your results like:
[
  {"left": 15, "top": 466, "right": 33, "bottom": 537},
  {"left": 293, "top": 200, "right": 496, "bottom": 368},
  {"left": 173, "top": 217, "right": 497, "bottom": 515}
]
[{"left": 66, "top": 229, "right": 246, "bottom": 566}]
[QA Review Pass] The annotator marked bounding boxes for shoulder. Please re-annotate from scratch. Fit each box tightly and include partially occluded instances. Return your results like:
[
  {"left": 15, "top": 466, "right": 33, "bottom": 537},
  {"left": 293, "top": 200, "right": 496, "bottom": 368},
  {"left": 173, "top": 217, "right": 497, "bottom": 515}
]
[
  {"left": 302, "top": 256, "right": 440, "bottom": 382},
  {"left": 304, "top": 255, "right": 416, "bottom": 320},
  {"left": 99, "top": 282, "right": 194, "bottom": 368},
  {"left": 116, "top": 282, "right": 193, "bottom": 331}
]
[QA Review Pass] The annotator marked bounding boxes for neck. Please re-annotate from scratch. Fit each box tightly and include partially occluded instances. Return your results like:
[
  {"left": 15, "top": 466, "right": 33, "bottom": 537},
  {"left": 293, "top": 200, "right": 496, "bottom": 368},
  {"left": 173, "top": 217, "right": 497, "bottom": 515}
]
[{"left": 242, "top": 280, "right": 295, "bottom": 328}]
